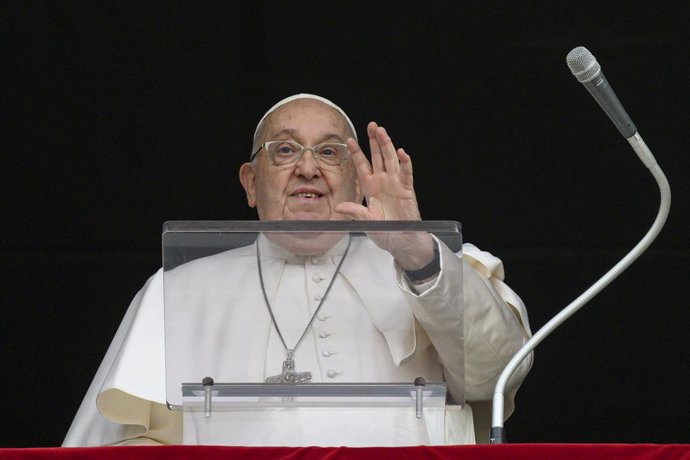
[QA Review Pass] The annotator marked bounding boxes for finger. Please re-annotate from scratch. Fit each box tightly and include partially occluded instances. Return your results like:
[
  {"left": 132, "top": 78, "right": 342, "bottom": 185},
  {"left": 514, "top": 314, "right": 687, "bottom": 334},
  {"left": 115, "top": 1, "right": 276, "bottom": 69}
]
[
  {"left": 334, "top": 202, "right": 373, "bottom": 221},
  {"left": 376, "top": 126, "right": 400, "bottom": 174},
  {"left": 397, "top": 148, "right": 414, "bottom": 187},
  {"left": 347, "top": 137, "right": 373, "bottom": 178},
  {"left": 367, "top": 121, "right": 384, "bottom": 172}
]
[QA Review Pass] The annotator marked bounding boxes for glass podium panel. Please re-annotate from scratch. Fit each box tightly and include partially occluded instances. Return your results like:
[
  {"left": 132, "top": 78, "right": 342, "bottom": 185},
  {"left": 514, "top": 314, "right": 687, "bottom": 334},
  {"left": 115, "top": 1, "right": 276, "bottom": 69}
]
[{"left": 162, "top": 220, "right": 464, "bottom": 445}]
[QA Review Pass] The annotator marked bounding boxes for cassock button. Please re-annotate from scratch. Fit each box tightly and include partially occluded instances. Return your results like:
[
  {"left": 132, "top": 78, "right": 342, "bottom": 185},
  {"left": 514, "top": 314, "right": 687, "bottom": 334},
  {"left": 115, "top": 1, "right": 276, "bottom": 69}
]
[
  {"left": 319, "top": 331, "right": 331, "bottom": 338},
  {"left": 326, "top": 369, "right": 342, "bottom": 378},
  {"left": 312, "top": 273, "right": 323, "bottom": 282},
  {"left": 317, "top": 314, "right": 330, "bottom": 321},
  {"left": 314, "top": 293, "right": 323, "bottom": 301},
  {"left": 322, "top": 350, "right": 335, "bottom": 357}
]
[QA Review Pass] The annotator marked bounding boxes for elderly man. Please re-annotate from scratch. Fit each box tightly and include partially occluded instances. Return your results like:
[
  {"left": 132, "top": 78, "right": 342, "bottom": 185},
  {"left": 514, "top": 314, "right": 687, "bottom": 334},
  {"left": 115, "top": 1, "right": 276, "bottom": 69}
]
[{"left": 63, "top": 94, "right": 531, "bottom": 446}]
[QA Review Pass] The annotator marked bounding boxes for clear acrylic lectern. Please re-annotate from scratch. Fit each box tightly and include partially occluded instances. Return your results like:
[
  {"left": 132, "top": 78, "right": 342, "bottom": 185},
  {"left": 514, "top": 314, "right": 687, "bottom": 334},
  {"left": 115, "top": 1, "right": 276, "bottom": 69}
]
[{"left": 163, "top": 221, "right": 466, "bottom": 446}]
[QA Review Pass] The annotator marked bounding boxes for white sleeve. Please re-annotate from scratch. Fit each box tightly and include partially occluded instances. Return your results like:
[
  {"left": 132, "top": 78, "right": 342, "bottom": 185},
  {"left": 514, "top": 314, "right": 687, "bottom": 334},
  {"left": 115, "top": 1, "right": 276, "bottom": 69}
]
[
  {"left": 396, "top": 241, "right": 532, "bottom": 413},
  {"left": 62, "top": 270, "right": 180, "bottom": 446}
]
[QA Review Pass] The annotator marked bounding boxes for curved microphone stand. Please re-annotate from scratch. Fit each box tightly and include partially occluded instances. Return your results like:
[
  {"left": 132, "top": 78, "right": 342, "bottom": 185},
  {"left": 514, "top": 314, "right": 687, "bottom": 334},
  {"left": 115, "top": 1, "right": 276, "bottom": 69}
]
[{"left": 490, "top": 48, "right": 672, "bottom": 444}]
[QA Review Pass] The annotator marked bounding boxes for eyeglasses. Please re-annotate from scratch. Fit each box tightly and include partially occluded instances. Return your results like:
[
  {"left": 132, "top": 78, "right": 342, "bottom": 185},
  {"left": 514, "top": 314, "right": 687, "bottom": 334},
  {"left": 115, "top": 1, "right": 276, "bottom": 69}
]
[{"left": 251, "top": 141, "right": 350, "bottom": 167}]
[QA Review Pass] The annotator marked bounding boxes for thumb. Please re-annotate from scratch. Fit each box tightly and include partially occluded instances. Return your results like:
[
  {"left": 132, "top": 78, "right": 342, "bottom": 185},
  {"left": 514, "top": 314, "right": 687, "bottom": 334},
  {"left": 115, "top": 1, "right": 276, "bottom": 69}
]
[{"left": 335, "top": 202, "right": 371, "bottom": 221}]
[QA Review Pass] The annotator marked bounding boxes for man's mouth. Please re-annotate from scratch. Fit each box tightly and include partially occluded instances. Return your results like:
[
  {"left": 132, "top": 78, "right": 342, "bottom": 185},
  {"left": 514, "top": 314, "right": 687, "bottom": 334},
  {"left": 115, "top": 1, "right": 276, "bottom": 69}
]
[{"left": 291, "top": 192, "right": 323, "bottom": 199}]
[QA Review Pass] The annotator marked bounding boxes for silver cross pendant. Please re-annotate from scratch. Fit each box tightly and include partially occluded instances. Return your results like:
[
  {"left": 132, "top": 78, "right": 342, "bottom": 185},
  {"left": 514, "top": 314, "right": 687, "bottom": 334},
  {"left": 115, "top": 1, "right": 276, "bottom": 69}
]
[{"left": 265, "top": 349, "right": 312, "bottom": 384}]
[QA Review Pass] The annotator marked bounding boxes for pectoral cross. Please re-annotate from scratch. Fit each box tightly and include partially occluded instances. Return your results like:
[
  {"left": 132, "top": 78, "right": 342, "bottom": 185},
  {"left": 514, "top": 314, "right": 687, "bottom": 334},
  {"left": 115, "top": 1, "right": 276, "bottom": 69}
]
[{"left": 265, "top": 349, "right": 312, "bottom": 384}]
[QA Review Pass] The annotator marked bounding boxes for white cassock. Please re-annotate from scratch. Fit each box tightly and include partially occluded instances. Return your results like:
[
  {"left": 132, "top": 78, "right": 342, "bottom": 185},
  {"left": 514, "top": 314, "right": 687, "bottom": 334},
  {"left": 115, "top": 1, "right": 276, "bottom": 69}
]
[{"left": 63, "top": 235, "right": 531, "bottom": 446}]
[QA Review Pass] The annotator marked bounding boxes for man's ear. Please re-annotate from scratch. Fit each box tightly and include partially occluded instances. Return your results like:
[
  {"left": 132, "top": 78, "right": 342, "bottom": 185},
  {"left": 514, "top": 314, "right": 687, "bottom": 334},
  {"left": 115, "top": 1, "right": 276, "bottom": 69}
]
[{"left": 239, "top": 162, "right": 257, "bottom": 208}]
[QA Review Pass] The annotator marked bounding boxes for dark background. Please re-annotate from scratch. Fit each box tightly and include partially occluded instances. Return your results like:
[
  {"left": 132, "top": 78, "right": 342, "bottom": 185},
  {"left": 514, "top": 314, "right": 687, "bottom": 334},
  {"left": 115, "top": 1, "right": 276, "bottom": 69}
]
[{"left": 2, "top": 1, "right": 689, "bottom": 447}]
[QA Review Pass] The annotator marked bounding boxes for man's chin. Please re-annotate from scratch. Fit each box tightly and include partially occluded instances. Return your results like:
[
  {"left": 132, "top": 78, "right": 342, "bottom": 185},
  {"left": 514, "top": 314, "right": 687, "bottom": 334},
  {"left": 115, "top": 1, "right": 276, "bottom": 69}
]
[
  {"left": 287, "top": 211, "right": 340, "bottom": 221},
  {"left": 265, "top": 230, "right": 347, "bottom": 256},
  {"left": 263, "top": 211, "right": 350, "bottom": 254}
]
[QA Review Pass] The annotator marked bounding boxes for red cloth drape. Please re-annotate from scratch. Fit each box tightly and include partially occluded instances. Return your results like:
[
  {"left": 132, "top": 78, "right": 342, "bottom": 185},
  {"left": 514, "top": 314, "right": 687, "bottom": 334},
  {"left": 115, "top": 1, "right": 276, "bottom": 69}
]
[{"left": 1, "top": 444, "right": 690, "bottom": 460}]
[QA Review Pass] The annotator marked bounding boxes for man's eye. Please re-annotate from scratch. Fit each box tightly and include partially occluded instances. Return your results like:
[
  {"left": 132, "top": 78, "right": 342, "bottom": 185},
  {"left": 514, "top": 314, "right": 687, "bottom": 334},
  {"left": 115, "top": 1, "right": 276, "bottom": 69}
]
[
  {"left": 318, "top": 146, "right": 339, "bottom": 157},
  {"left": 274, "top": 144, "right": 298, "bottom": 155}
]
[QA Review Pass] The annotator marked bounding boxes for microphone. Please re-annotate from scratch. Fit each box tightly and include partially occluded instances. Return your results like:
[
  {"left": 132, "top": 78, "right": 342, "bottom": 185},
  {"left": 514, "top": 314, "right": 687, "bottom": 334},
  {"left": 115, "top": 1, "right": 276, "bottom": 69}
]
[
  {"left": 490, "top": 46, "right": 671, "bottom": 444},
  {"left": 566, "top": 47, "right": 637, "bottom": 138}
]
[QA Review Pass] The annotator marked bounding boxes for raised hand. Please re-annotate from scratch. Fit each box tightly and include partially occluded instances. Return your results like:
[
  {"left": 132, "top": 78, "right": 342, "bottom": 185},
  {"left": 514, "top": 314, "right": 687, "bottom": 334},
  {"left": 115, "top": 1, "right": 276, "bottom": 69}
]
[
  {"left": 335, "top": 122, "right": 435, "bottom": 271},
  {"left": 336, "top": 121, "right": 421, "bottom": 221}
]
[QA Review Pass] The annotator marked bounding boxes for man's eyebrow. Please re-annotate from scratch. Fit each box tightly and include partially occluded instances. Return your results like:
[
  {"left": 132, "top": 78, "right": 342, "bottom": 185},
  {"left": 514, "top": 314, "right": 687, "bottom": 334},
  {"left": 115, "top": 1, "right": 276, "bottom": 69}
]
[
  {"left": 320, "top": 133, "right": 346, "bottom": 143},
  {"left": 270, "top": 129, "right": 298, "bottom": 139},
  {"left": 269, "top": 129, "right": 346, "bottom": 143}
]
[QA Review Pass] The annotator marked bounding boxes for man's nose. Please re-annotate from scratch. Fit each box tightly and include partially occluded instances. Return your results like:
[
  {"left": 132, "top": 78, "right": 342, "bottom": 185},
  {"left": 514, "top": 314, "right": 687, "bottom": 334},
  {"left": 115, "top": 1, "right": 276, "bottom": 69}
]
[{"left": 294, "top": 149, "right": 321, "bottom": 177}]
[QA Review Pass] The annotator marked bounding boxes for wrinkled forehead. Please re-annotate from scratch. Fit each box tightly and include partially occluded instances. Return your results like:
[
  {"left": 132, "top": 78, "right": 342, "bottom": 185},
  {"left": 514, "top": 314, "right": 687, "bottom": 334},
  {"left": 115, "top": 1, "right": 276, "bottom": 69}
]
[
  {"left": 265, "top": 100, "right": 351, "bottom": 141},
  {"left": 254, "top": 94, "right": 357, "bottom": 142}
]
